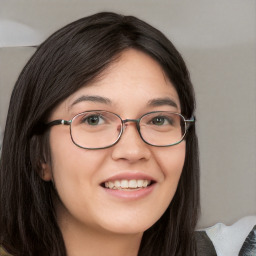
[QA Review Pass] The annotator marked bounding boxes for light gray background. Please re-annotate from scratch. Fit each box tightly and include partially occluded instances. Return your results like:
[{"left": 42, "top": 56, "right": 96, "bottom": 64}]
[{"left": 0, "top": 0, "right": 255, "bottom": 229}]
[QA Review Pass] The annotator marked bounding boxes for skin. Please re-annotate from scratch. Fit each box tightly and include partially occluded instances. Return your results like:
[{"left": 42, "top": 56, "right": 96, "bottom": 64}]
[{"left": 42, "top": 49, "right": 186, "bottom": 256}]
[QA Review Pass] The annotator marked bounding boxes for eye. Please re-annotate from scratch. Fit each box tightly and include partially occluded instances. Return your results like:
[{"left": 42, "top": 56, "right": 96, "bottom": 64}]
[
  {"left": 151, "top": 116, "right": 173, "bottom": 126},
  {"left": 82, "top": 115, "right": 105, "bottom": 126}
]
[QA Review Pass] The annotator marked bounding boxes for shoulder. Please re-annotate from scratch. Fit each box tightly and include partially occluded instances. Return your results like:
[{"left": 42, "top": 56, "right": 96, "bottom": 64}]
[{"left": 195, "top": 216, "right": 256, "bottom": 256}]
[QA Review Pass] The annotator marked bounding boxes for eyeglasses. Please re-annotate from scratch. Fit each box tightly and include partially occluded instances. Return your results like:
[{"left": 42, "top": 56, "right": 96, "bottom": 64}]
[{"left": 46, "top": 110, "right": 195, "bottom": 149}]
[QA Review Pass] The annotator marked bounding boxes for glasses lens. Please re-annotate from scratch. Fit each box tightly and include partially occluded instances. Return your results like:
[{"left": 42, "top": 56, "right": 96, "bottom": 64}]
[
  {"left": 71, "top": 111, "right": 122, "bottom": 149},
  {"left": 140, "top": 112, "right": 186, "bottom": 146}
]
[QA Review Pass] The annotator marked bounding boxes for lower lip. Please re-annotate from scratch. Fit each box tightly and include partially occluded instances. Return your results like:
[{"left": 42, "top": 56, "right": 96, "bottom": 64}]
[{"left": 102, "top": 183, "right": 156, "bottom": 200}]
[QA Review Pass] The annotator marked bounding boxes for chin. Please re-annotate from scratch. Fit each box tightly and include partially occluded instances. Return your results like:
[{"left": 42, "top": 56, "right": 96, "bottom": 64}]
[{"left": 97, "top": 215, "right": 159, "bottom": 235}]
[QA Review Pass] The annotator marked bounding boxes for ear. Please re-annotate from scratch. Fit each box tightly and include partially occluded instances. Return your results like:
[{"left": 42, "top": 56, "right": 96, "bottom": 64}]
[{"left": 40, "top": 162, "right": 53, "bottom": 181}]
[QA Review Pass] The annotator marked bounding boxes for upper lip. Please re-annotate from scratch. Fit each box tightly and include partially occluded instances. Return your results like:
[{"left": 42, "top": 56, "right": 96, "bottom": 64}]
[{"left": 101, "top": 172, "right": 157, "bottom": 183}]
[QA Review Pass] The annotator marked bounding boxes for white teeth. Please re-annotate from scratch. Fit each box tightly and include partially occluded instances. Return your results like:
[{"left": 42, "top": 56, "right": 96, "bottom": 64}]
[
  {"left": 129, "top": 180, "right": 137, "bottom": 188},
  {"left": 104, "top": 179, "right": 151, "bottom": 189},
  {"left": 114, "top": 180, "right": 120, "bottom": 187},
  {"left": 142, "top": 180, "right": 148, "bottom": 188},
  {"left": 108, "top": 181, "right": 114, "bottom": 189},
  {"left": 120, "top": 180, "right": 129, "bottom": 188},
  {"left": 137, "top": 180, "right": 143, "bottom": 187}
]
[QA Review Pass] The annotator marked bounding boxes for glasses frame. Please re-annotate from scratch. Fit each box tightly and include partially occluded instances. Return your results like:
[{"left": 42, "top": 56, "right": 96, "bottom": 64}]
[{"left": 45, "top": 110, "right": 195, "bottom": 150}]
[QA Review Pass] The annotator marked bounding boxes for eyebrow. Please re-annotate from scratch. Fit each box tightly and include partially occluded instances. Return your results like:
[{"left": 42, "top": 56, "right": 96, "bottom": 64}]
[
  {"left": 147, "top": 97, "right": 178, "bottom": 108},
  {"left": 69, "top": 95, "right": 178, "bottom": 110},
  {"left": 69, "top": 95, "right": 112, "bottom": 109}
]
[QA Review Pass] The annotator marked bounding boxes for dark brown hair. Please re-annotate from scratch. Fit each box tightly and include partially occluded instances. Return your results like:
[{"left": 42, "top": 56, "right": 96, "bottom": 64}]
[{"left": 0, "top": 12, "right": 200, "bottom": 256}]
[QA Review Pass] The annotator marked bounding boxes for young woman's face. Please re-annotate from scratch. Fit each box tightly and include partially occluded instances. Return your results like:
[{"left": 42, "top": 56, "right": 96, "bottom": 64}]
[{"left": 43, "top": 49, "right": 186, "bottom": 235}]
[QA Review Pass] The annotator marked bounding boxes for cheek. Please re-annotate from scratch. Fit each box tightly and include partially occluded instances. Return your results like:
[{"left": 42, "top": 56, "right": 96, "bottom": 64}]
[
  {"left": 48, "top": 129, "right": 109, "bottom": 195},
  {"left": 49, "top": 127, "right": 108, "bottom": 172},
  {"left": 152, "top": 141, "right": 186, "bottom": 208},
  {"left": 154, "top": 141, "right": 186, "bottom": 178},
  {"left": 48, "top": 131, "right": 112, "bottom": 221}
]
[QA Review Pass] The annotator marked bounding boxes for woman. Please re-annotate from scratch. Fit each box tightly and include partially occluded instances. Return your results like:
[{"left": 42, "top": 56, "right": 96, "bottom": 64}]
[{"left": 0, "top": 12, "right": 200, "bottom": 256}]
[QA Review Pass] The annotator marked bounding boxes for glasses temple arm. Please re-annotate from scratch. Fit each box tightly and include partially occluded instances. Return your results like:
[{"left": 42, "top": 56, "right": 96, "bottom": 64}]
[
  {"left": 45, "top": 119, "right": 71, "bottom": 128},
  {"left": 184, "top": 116, "right": 195, "bottom": 129}
]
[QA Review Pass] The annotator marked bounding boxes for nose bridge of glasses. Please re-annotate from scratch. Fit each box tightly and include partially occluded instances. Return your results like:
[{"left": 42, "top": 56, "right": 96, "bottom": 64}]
[
  {"left": 122, "top": 119, "right": 140, "bottom": 132},
  {"left": 122, "top": 118, "right": 140, "bottom": 125}
]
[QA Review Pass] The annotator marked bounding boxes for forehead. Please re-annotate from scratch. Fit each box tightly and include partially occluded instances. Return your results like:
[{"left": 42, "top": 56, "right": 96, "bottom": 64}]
[{"left": 56, "top": 49, "right": 181, "bottom": 117}]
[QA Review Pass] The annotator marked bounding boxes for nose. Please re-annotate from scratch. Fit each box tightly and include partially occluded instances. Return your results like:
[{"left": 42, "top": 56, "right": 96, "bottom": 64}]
[{"left": 111, "top": 122, "right": 151, "bottom": 163}]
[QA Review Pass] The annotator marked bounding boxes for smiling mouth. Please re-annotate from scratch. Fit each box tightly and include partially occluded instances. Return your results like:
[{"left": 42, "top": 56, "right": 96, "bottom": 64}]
[{"left": 102, "top": 179, "right": 154, "bottom": 190}]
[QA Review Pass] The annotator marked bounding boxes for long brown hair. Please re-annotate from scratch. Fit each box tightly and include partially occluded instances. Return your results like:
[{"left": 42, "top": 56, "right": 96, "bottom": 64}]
[{"left": 0, "top": 12, "right": 200, "bottom": 256}]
